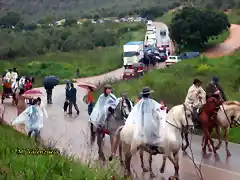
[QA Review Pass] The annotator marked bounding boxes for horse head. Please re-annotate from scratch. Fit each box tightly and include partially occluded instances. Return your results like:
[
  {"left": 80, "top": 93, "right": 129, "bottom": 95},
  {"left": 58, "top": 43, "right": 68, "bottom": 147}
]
[
  {"left": 121, "top": 98, "right": 132, "bottom": 119},
  {"left": 182, "top": 104, "right": 195, "bottom": 131}
]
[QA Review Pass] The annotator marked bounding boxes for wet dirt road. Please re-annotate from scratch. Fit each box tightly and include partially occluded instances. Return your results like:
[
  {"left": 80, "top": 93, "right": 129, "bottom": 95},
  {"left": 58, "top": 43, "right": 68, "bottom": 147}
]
[
  {"left": 3, "top": 67, "right": 240, "bottom": 180},
  {"left": 206, "top": 24, "right": 240, "bottom": 58},
  {"left": 3, "top": 23, "right": 240, "bottom": 179}
]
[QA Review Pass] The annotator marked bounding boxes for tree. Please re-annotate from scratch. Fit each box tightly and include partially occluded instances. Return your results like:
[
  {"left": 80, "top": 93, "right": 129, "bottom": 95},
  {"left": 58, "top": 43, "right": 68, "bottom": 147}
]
[
  {"left": 0, "top": 11, "right": 21, "bottom": 28},
  {"left": 93, "top": 14, "right": 100, "bottom": 21},
  {"left": 25, "top": 23, "right": 38, "bottom": 31},
  {"left": 64, "top": 18, "right": 77, "bottom": 26},
  {"left": 170, "top": 7, "right": 230, "bottom": 48}
]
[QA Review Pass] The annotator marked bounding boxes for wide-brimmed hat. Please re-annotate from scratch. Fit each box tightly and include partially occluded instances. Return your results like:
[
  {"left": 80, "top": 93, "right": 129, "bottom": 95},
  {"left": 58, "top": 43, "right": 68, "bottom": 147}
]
[
  {"left": 121, "top": 92, "right": 128, "bottom": 97},
  {"left": 140, "top": 86, "right": 154, "bottom": 95},
  {"left": 104, "top": 84, "right": 112, "bottom": 89}
]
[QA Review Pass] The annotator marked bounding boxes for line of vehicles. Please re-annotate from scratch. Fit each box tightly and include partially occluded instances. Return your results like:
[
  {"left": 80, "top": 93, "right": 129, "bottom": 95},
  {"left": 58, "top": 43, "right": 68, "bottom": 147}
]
[{"left": 121, "top": 20, "right": 200, "bottom": 79}]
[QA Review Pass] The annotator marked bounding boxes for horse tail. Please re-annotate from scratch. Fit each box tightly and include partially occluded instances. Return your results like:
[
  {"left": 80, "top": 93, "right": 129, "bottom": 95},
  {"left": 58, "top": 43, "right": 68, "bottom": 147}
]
[{"left": 109, "top": 125, "right": 123, "bottom": 161}]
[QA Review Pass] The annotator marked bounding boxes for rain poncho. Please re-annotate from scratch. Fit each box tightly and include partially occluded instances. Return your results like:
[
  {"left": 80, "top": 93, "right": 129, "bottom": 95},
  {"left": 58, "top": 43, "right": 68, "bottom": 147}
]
[
  {"left": 89, "top": 93, "right": 118, "bottom": 127},
  {"left": 12, "top": 105, "right": 43, "bottom": 133},
  {"left": 125, "top": 98, "right": 167, "bottom": 147}
]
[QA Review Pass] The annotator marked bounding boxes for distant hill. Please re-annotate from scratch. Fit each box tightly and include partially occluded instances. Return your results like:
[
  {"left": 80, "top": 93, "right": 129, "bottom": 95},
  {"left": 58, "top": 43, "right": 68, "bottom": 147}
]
[
  {"left": 0, "top": 0, "right": 238, "bottom": 21},
  {"left": 0, "top": 0, "right": 165, "bottom": 21}
]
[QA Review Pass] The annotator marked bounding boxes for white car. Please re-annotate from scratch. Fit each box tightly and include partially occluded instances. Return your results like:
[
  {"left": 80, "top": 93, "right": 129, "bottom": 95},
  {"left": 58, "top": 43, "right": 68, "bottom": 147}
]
[
  {"left": 147, "top": 20, "right": 153, "bottom": 26},
  {"left": 165, "top": 56, "right": 181, "bottom": 67}
]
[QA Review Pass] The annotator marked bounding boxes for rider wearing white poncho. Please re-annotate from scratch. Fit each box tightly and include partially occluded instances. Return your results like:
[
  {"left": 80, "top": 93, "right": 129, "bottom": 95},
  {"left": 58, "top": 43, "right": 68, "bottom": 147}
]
[
  {"left": 89, "top": 84, "right": 118, "bottom": 127},
  {"left": 125, "top": 87, "right": 167, "bottom": 150}
]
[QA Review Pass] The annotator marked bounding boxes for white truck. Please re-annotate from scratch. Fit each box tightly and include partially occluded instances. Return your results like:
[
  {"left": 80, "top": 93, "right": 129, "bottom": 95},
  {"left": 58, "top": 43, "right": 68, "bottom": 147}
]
[{"left": 123, "top": 41, "right": 144, "bottom": 68}]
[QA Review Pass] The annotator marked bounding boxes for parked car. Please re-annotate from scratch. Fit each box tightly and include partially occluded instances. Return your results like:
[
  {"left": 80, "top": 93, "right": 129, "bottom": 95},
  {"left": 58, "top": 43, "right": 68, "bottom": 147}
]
[
  {"left": 165, "top": 56, "right": 181, "bottom": 67},
  {"left": 178, "top": 52, "right": 200, "bottom": 59},
  {"left": 122, "top": 68, "right": 144, "bottom": 80}
]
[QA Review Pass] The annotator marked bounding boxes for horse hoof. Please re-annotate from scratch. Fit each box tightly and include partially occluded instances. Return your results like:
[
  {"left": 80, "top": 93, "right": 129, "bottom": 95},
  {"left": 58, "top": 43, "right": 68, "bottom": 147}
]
[
  {"left": 227, "top": 151, "right": 231, "bottom": 157},
  {"left": 108, "top": 156, "right": 113, "bottom": 161},
  {"left": 160, "top": 168, "right": 164, "bottom": 173},
  {"left": 150, "top": 172, "right": 156, "bottom": 178},
  {"left": 182, "top": 151, "right": 187, "bottom": 156},
  {"left": 142, "top": 167, "right": 148, "bottom": 172}
]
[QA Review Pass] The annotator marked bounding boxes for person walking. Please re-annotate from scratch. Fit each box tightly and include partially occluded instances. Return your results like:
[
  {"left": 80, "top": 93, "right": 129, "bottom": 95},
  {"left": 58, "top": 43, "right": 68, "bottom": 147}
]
[
  {"left": 68, "top": 83, "right": 80, "bottom": 115},
  {"left": 36, "top": 97, "right": 48, "bottom": 132},
  {"left": 63, "top": 82, "right": 70, "bottom": 112},
  {"left": 87, "top": 86, "right": 95, "bottom": 115},
  {"left": 44, "top": 81, "right": 54, "bottom": 104}
]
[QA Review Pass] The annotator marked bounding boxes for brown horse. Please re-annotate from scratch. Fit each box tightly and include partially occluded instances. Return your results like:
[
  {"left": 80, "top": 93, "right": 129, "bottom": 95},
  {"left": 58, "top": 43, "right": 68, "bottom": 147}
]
[
  {"left": 200, "top": 96, "right": 223, "bottom": 154},
  {"left": 201, "top": 101, "right": 240, "bottom": 156},
  {"left": 90, "top": 98, "right": 132, "bottom": 161}
]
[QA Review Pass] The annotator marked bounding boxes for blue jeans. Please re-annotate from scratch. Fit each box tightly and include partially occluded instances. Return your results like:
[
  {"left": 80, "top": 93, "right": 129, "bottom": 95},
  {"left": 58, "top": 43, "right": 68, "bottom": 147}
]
[{"left": 88, "top": 103, "right": 94, "bottom": 115}]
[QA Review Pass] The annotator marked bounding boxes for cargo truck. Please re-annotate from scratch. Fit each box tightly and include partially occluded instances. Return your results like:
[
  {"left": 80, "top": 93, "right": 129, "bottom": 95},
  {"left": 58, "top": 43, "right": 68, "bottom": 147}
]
[{"left": 123, "top": 41, "right": 144, "bottom": 68}]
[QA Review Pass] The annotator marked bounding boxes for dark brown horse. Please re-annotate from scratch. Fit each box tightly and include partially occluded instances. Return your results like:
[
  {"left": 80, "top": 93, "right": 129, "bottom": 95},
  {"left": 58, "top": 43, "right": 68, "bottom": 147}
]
[
  {"left": 90, "top": 98, "right": 132, "bottom": 161},
  {"left": 200, "top": 96, "right": 223, "bottom": 154}
]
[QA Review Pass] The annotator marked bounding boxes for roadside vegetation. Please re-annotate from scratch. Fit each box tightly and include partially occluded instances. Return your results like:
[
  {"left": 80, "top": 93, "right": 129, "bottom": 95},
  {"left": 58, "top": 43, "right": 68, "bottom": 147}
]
[
  {"left": 0, "top": 12, "right": 145, "bottom": 86},
  {"left": 0, "top": 124, "right": 121, "bottom": 179},
  {"left": 94, "top": 51, "right": 240, "bottom": 143}
]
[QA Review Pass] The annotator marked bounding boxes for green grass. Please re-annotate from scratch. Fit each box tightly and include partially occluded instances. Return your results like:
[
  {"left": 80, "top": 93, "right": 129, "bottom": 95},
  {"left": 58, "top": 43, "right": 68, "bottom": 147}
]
[
  {"left": 155, "top": 10, "right": 176, "bottom": 25},
  {"left": 0, "top": 27, "right": 145, "bottom": 87},
  {"left": 227, "top": 9, "right": 240, "bottom": 24},
  {"left": 94, "top": 51, "right": 240, "bottom": 143},
  {"left": 0, "top": 124, "right": 121, "bottom": 179}
]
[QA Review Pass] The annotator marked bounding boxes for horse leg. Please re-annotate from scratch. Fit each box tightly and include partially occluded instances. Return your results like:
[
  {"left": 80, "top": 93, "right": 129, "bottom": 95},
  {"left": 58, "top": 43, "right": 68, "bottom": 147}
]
[
  {"left": 118, "top": 142, "right": 124, "bottom": 165},
  {"left": 203, "top": 127, "right": 216, "bottom": 154},
  {"left": 224, "top": 127, "right": 231, "bottom": 156},
  {"left": 90, "top": 123, "right": 96, "bottom": 145},
  {"left": 160, "top": 155, "right": 167, "bottom": 173},
  {"left": 182, "top": 132, "right": 189, "bottom": 154},
  {"left": 214, "top": 125, "right": 222, "bottom": 150},
  {"left": 149, "top": 154, "right": 156, "bottom": 178},
  {"left": 139, "top": 149, "right": 148, "bottom": 172},
  {"left": 97, "top": 131, "right": 105, "bottom": 161},
  {"left": 167, "top": 151, "right": 179, "bottom": 180},
  {"left": 123, "top": 143, "right": 132, "bottom": 178}
]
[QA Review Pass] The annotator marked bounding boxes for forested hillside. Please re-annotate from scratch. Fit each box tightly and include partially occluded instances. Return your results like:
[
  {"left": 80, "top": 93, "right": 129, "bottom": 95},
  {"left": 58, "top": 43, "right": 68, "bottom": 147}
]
[{"left": 0, "top": 0, "right": 239, "bottom": 21}]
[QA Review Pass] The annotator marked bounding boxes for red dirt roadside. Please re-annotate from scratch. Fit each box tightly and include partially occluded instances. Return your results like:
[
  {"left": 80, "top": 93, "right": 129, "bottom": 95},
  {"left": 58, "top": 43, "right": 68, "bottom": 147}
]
[{"left": 205, "top": 24, "right": 240, "bottom": 57}]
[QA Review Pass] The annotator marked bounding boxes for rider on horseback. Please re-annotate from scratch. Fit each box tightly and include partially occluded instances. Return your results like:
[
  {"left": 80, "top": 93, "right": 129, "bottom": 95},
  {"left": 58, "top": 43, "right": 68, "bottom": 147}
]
[
  {"left": 126, "top": 87, "right": 167, "bottom": 153},
  {"left": 89, "top": 84, "right": 118, "bottom": 128},
  {"left": 206, "top": 76, "right": 227, "bottom": 101},
  {"left": 205, "top": 76, "right": 227, "bottom": 121},
  {"left": 184, "top": 79, "right": 206, "bottom": 126}
]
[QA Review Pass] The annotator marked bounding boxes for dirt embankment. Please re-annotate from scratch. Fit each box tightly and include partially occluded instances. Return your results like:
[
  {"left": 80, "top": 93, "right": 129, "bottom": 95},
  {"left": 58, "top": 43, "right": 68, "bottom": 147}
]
[{"left": 205, "top": 24, "right": 240, "bottom": 58}]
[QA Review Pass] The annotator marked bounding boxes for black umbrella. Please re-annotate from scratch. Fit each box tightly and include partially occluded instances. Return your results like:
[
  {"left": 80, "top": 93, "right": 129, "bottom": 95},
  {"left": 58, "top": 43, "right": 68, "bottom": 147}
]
[{"left": 44, "top": 76, "right": 59, "bottom": 87}]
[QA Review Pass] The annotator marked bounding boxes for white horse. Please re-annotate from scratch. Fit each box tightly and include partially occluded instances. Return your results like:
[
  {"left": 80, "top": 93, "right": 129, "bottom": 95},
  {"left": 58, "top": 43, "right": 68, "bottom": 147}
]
[
  {"left": 201, "top": 101, "right": 240, "bottom": 156},
  {"left": 109, "top": 104, "right": 194, "bottom": 179}
]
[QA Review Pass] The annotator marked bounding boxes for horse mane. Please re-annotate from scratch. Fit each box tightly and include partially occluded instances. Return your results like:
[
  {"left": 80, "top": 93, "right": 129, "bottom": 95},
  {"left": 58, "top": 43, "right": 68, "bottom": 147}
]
[{"left": 224, "top": 101, "right": 240, "bottom": 107}]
